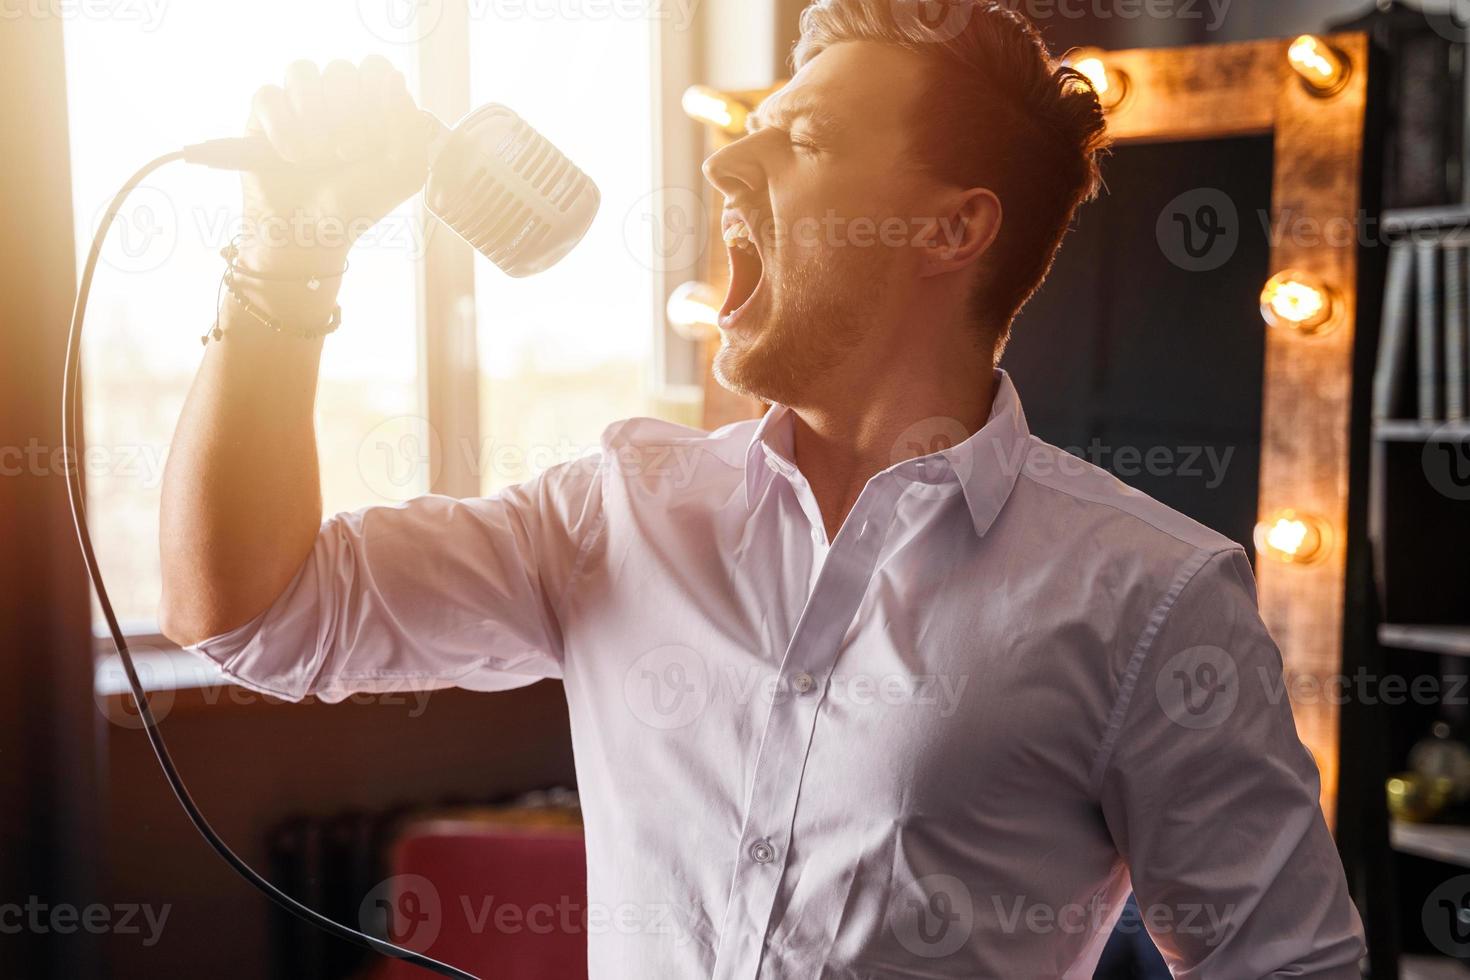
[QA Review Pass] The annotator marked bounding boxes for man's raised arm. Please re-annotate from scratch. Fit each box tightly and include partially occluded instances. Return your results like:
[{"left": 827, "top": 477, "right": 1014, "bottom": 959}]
[{"left": 159, "top": 56, "right": 430, "bottom": 646}]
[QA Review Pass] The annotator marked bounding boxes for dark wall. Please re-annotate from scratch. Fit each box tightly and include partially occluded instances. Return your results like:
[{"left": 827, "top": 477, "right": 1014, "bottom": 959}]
[
  {"left": 0, "top": 9, "right": 102, "bottom": 979},
  {"left": 1004, "top": 136, "right": 1277, "bottom": 552},
  {"left": 1028, "top": 0, "right": 1373, "bottom": 52},
  {"left": 102, "top": 682, "right": 575, "bottom": 979}
]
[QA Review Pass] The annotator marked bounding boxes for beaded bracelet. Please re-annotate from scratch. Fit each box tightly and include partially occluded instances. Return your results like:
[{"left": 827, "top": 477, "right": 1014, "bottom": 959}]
[
  {"left": 201, "top": 236, "right": 347, "bottom": 345},
  {"left": 201, "top": 272, "right": 343, "bottom": 345},
  {"left": 219, "top": 235, "right": 350, "bottom": 292}
]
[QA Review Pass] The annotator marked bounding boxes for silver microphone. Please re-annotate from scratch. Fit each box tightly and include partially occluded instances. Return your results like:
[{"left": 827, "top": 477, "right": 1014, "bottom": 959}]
[{"left": 183, "top": 105, "right": 601, "bottom": 278}]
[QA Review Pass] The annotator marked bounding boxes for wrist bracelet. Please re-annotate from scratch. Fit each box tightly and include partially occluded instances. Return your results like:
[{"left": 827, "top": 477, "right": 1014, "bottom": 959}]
[
  {"left": 201, "top": 271, "right": 342, "bottom": 345},
  {"left": 220, "top": 235, "right": 350, "bottom": 293}
]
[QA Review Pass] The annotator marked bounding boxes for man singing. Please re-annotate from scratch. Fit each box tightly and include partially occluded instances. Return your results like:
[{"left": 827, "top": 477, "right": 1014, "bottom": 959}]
[{"left": 161, "top": 1, "right": 1366, "bottom": 975}]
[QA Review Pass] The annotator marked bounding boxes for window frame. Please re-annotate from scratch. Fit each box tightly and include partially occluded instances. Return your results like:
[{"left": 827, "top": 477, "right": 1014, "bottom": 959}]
[{"left": 90, "top": 1, "right": 695, "bottom": 692}]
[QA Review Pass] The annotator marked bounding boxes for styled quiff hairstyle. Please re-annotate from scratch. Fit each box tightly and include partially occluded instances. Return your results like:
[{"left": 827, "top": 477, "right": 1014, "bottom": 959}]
[{"left": 793, "top": 0, "right": 1111, "bottom": 355}]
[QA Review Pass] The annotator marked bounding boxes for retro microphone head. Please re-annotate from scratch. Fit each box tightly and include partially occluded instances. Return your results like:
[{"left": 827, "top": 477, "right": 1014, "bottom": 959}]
[
  {"left": 183, "top": 105, "right": 601, "bottom": 278},
  {"left": 423, "top": 106, "right": 600, "bottom": 277}
]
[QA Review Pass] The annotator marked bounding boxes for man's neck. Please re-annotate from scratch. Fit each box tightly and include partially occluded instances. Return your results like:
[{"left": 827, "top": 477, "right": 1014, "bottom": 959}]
[{"left": 788, "top": 339, "right": 998, "bottom": 541}]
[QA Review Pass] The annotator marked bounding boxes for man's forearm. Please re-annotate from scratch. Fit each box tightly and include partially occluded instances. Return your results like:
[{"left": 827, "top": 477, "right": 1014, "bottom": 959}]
[{"left": 158, "top": 275, "right": 334, "bottom": 647}]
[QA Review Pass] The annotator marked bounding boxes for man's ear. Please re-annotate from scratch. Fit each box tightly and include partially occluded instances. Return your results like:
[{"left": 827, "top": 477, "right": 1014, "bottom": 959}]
[{"left": 915, "top": 188, "right": 1002, "bottom": 278}]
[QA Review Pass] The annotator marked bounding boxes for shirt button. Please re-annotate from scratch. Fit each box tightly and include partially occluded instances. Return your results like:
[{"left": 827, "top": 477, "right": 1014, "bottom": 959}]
[
  {"left": 792, "top": 672, "right": 815, "bottom": 695},
  {"left": 749, "top": 838, "right": 776, "bottom": 864}
]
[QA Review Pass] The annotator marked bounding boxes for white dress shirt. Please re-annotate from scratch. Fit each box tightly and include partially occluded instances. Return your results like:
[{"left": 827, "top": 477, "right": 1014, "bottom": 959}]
[{"left": 190, "top": 370, "right": 1366, "bottom": 978}]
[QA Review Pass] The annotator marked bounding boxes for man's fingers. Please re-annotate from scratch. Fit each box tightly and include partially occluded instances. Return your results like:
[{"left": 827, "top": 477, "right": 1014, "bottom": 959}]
[
  {"left": 383, "top": 67, "right": 430, "bottom": 179},
  {"left": 322, "top": 59, "right": 367, "bottom": 162},
  {"left": 358, "top": 55, "right": 398, "bottom": 160},
  {"left": 283, "top": 60, "right": 330, "bottom": 162},
  {"left": 248, "top": 84, "right": 310, "bottom": 163}
]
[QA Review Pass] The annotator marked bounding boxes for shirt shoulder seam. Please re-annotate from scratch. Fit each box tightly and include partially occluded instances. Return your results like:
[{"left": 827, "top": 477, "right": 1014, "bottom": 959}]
[
  {"left": 548, "top": 461, "right": 611, "bottom": 656},
  {"left": 1087, "top": 545, "right": 1239, "bottom": 795},
  {"left": 1015, "top": 451, "right": 1235, "bottom": 554}
]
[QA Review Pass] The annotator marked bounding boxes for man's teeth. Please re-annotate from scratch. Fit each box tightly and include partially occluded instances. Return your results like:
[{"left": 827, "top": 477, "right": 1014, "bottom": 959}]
[{"left": 724, "top": 221, "right": 756, "bottom": 250}]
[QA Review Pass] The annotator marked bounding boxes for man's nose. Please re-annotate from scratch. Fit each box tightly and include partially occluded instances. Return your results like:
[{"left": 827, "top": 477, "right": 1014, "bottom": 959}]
[{"left": 701, "top": 138, "right": 762, "bottom": 199}]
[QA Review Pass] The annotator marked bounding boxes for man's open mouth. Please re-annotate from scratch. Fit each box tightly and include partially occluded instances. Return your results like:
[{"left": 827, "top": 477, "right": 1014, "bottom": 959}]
[{"left": 720, "top": 210, "right": 766, "bottom": 324}]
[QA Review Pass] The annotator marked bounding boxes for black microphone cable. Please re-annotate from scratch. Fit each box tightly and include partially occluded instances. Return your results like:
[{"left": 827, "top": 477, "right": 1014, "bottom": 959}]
[{"left": 61, "top": 150, "right": 482, "bottom": 980}]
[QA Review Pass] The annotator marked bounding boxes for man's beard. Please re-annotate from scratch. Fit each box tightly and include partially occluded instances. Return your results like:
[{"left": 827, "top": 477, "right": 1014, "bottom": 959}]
[{"left": 712, "top": 247, "right": 887, "bottom": 408}]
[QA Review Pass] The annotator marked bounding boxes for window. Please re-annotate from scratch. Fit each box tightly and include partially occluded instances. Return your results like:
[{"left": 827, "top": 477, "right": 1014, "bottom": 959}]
[
  {"left": 469, "top": 11, "right": 658, "bottom": 492},
  {"left": 65, "top": 1, "right": 685, "bottom": 686}
]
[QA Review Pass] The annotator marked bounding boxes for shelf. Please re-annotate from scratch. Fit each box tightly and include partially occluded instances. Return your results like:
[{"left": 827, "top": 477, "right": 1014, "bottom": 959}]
[
  {"left": 1393, "top": 821, "right": 1470, "bottom": 866},
  {"left": 1381, "top": 625, "right": 1470, "bottom": 657},
  {"left": 1403, "top": 954, "right": 1469, "bottom": 980},
  {"left": 1375, "top": 420, "right": 1470, "bottom": 442}
]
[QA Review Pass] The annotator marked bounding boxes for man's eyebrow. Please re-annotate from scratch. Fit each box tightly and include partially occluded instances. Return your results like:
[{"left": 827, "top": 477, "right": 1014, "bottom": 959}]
[{"left": 746, "top": 95, "right": 844, "bottom": 137}]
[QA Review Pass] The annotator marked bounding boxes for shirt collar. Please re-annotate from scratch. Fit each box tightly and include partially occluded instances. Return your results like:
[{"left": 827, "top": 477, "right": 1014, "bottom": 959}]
[{"left": 743, "top": 369, "right": 1030, "bottom": 537}]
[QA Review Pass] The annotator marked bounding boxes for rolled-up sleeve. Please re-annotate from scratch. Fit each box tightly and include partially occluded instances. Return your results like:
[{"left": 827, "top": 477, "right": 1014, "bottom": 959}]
[
  {"left": 1096, "top": 548, "right": 1366, "bottom": 978},
  {"left": 184, "top": 452, "right": 604, "bottom": 703}
]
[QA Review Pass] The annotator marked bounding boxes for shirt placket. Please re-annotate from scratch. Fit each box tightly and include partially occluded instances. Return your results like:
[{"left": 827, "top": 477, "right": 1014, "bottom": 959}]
[{"left": 710, "top": 470, "right": 903, "bottom": 980}]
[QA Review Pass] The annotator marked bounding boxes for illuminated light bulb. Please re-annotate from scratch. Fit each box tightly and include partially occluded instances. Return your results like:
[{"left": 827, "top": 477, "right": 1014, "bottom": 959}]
[
  {"left": 1260, "top": 270, "right": 1338, "bottom": 335},
  {"left": 681, "top": 85, "right": 748, "bottom": 136},
  {"left": 1254, "top": 510, "right": 1332, "bottom": 565},
  {"left": 666, "top": 280, "right": 724, "bottom": 341},
  {"left": 1288, "top": 35, "right": 1350, "bottom": 96},
  {"left": 1065, "top": 50, "right": 1129, "bottom": 112}
]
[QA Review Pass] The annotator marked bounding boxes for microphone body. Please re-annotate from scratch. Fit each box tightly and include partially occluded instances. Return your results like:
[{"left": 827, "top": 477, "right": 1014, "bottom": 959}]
[{"left": 183, "top": 105, "right": 600, "bottom": 278}]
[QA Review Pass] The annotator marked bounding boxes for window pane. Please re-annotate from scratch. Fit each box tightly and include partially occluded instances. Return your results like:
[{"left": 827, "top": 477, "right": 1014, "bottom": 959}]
[
  {"left": 65, "top": 8, "right": 424, "bottom": 631},
  {"left": 468, "top": 11, "right": 658, "bottom": 493}
]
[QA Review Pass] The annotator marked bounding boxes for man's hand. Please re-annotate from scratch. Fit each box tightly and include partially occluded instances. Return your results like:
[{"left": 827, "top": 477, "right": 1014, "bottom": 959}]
[{"left": 240, "top": 56, "right": 432, "bottom": 277}]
